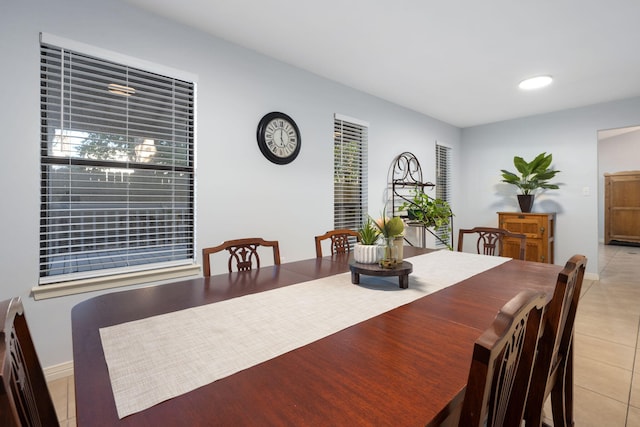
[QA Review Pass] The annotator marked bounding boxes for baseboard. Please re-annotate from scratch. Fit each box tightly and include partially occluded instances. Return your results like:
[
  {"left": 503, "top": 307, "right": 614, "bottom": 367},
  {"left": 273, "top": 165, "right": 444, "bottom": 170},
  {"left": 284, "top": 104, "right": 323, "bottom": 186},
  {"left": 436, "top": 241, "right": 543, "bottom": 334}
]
[
  {"left": 44, "top": 360, "right": 74, "bottom": 382},
  {"left": 585, "top": 272, "right": 599, "bottom": 281}
]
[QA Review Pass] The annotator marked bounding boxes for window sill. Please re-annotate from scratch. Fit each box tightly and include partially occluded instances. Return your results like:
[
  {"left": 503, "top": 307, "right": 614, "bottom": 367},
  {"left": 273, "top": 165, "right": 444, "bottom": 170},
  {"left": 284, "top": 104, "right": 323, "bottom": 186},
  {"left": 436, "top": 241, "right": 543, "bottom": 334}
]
[{"left": 31, "top": 264, "right": 202, "bottom": 300}]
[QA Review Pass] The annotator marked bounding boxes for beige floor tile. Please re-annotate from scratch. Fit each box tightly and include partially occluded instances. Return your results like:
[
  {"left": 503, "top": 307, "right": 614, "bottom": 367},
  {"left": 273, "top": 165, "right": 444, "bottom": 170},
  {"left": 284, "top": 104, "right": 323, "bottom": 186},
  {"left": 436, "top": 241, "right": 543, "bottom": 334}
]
[
  {"left": 600, "top": 271, "right": 640, "bottom": 286},
  {"left": 597, "top": 281, "right": 640, "bottom": 296},
  {"left": 47, "top": 377, "right": 68, "bottom": 421},
  {"left": 580, "top": 278, "right": 596, "bottom": 296},
  {"left": 600, "top": 250, "right": 640, "bottom": 262},
  {"left": 577, "top": 296, "right": 640, "bottom": 322},
  {"left": 573, "top": 386, "right": 629, "bottom": 427},
  {"left": 627, "top": 406, "right": 640, "bottom": 426},
  {"left": 574, "top": 333, "right": 636, "bottom": 370},
  {"left": 628, "top": 370, "right": 640, "bottom": 408},
  {"left": 579, "top": 287, "right": 640, "bottom": 315},
  {"left": 600, "top": 274, "right": 640, "bottom": 285},
  {"left": 575, "top": 312, "right": 639, "bottom": 346},
  {"left": 68, "top": 377, "right": 76, "bottom": 420},
  {"left": 574, "top": 354, "right": 632, "bottom": 402}
]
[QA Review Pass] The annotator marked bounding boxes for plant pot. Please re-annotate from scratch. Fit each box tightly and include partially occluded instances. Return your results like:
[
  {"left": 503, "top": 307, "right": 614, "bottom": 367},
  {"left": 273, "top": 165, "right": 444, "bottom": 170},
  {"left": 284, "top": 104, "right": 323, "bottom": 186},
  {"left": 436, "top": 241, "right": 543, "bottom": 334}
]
[
  {"left": 354, "top": 243, "right": 379, "bottom": 264},
  {"left": 518, "top": 194, "right": 535, "bottom": 213}
]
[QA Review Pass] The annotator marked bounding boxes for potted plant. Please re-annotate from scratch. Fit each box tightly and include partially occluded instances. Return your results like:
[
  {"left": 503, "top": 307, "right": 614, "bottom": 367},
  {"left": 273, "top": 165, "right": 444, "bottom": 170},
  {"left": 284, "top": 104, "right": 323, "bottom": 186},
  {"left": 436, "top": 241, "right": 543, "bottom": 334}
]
[
  {"left": 354, "top": 217, "right": 380, "bottom": 264},
  {"left": 399, "top": 190, "right": 454, "bottom": 249},
  {"left": 500, "top": 152, "right": 561, "bottom": 212}
]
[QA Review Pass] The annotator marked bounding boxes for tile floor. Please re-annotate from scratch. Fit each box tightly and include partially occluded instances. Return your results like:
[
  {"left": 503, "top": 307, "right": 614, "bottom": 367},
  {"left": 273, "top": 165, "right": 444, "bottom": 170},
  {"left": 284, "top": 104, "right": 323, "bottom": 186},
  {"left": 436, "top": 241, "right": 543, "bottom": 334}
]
[
  {"left": 567, "top": 243, "right": 640, "bottom": 426},
  {"left": 47, "top": 243, "right": 640, "bottom": 426},
  {"left": 48, "top": 373, "right": 75, "bottom": 426}
]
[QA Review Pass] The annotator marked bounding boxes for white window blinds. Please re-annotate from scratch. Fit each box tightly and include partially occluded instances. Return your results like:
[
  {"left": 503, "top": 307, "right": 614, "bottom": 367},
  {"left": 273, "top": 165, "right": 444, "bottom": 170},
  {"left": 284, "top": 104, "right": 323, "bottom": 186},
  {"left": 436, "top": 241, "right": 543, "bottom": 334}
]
[
  {"left": 333, "top": 115, "right": 368, "bottom": 231},
  {"left": 39, "top": 42, "right": 195, "bottom": 284},
  {"left": 435, "top": 143, "right": 452, "bottom": 248}
]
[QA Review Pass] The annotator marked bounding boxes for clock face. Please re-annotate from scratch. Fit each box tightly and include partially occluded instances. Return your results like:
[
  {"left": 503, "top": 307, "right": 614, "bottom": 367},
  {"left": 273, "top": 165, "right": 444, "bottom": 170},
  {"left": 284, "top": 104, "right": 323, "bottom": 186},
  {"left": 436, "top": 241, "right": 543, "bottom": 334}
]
[{"left": 257, "top": 112, "right": 301, "bottom": 165}]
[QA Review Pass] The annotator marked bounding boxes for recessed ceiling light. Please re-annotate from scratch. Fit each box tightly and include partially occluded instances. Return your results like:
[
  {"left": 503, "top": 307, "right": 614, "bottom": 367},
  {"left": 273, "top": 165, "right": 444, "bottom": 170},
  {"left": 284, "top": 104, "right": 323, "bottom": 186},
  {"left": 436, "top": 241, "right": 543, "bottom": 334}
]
[{"left": 518, "top": 75, "right": 553, "bottom": 90}]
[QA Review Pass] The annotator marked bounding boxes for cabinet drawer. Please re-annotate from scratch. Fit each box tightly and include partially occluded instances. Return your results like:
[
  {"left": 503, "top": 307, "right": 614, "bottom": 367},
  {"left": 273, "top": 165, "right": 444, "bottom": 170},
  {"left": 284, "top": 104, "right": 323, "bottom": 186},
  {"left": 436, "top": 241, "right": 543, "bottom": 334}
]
[{"left": 499, "top": 216, "right": 545, "bottom": 239}]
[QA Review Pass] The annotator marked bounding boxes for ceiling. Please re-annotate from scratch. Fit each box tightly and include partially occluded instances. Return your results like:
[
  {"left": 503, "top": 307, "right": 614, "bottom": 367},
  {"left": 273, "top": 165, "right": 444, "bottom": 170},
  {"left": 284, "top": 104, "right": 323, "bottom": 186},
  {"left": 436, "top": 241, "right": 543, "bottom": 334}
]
[{"left": 122, "top": 0, "right": 640, "bottom": 128}]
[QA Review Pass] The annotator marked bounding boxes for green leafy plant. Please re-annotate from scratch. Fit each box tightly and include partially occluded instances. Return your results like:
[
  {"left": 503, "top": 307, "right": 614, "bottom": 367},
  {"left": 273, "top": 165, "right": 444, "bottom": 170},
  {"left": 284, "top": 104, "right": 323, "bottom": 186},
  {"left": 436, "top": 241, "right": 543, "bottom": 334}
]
[
  {"left": 500, "top": 152, "right": 561, "bottom": 195},
  {"left": 358, "top": 217, "right": 381, "bottom": 245},
  {"left": 400, "top": 191, "right": 453, "bottom": 228},
  {"left": 399, "top": 190, "right": 454, "bottom": 249}
]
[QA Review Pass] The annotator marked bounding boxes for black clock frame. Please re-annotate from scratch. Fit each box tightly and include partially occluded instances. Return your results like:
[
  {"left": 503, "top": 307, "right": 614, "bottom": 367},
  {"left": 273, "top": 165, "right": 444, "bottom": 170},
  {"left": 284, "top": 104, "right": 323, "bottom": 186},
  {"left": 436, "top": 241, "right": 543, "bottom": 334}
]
[{"left": 256, "top": 112, "right": 301, "bottom": 165}]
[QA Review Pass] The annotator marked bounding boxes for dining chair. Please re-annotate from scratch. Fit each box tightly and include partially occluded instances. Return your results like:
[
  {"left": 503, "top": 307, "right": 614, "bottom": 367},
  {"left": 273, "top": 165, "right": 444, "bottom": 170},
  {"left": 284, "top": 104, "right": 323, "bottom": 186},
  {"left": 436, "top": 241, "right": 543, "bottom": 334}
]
[
  {"left": 459, "top": 289, "right": 546, "bottom": 427},
  {"left": 524, "top": 254, "right": 587, "bottom": 427},
  {"left": 202, "top": 237, "right": 281, "bottom": 276},
  {"left": 314, "top": 229, "right": 361, "bottom": 257},
  {"left": 1, "top": 297, "right": 60, "bottom": 427},
  {"left": 457, "top": 226, "right": 527, "bottom": 260}
]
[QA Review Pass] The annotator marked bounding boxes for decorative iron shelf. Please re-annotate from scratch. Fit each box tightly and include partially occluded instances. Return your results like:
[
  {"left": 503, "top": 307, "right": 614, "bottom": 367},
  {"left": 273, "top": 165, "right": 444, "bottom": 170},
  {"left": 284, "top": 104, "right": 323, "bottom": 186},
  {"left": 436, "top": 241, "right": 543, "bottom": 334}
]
[{"left": 387, "top": 151, "right": 452, "bottom": 249}]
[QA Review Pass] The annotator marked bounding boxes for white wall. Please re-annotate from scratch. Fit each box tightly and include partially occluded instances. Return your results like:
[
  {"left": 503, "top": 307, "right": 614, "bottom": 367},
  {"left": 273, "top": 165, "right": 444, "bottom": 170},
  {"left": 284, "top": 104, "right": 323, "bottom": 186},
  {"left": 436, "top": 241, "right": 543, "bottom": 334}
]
[
  {"left": 0, "top": 0, "right": 461, "bottom": 367},
  {"left": 598, "top": 128, "right": 640, "bottom": 241},
  {"left": 460, "top": 97, "right": 640, "bottom": 276}
]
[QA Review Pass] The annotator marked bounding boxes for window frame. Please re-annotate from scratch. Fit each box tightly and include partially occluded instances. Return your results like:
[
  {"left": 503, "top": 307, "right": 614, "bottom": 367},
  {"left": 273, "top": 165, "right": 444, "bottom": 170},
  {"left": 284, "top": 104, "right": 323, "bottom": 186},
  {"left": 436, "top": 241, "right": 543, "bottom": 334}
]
[{"left": 34, "top": 34, "right": 199, "bottom": 299}]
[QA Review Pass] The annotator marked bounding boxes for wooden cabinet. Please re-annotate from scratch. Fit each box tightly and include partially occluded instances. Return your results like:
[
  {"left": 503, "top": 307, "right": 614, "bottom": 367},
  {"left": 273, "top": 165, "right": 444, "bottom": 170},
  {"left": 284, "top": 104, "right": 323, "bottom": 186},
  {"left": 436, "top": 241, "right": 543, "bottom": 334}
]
[
  {"left": 498, "top": 212, "right": 555, "bottom": 263},
  {"left": 605, "top": 171, "right": 640, "bottom": 245}
]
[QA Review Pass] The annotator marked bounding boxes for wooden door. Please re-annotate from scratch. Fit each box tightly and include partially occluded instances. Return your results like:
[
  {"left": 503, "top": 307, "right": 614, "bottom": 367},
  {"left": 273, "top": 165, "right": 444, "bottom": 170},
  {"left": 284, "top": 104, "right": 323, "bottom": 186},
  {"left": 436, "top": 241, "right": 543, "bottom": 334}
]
[{"left": 605, "top": 171, "right": 640, "bottom": 244}]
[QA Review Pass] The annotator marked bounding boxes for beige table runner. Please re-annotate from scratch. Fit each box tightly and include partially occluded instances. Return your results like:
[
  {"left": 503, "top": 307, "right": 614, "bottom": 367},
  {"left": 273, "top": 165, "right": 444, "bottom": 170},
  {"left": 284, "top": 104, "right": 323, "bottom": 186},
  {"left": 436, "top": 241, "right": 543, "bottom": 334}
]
[{"left": 100, "top": 250, "right": 509, "bottom": 418}]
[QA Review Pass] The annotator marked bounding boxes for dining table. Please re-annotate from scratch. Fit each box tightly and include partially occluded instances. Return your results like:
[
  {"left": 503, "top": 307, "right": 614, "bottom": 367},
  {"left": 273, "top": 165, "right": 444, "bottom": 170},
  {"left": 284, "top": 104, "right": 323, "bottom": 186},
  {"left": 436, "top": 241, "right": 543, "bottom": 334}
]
[{"left": 71, "top": 246, "right": 563, "bottom": 426}]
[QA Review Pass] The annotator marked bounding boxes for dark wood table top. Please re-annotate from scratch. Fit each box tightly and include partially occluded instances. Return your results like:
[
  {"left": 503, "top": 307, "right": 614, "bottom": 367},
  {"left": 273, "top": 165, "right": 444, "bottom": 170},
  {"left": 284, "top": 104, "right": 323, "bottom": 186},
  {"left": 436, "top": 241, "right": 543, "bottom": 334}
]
[{"left": 72, "top": 247, "right": 562, "bottom": 426}]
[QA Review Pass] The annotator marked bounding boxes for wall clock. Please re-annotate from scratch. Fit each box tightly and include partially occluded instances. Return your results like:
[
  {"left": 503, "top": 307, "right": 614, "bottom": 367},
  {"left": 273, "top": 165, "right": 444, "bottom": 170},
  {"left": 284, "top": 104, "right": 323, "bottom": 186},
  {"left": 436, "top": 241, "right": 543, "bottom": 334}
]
[{"left": 256, "top": 112, "right": 301, "bottom": 165}]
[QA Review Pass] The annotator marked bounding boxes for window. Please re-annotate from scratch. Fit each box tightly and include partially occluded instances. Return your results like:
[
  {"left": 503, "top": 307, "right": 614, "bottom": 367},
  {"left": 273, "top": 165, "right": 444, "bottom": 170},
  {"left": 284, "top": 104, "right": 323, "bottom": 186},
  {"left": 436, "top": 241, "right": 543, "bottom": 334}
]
[
  {"left": 435, "top": 142, "right": 452, "bottom": 248},
  {"left": 333, "top": 114, "right": 368, "bottom": 231},
  {"left": 39, "top": 41, "right": 195, "bottom": 285}
]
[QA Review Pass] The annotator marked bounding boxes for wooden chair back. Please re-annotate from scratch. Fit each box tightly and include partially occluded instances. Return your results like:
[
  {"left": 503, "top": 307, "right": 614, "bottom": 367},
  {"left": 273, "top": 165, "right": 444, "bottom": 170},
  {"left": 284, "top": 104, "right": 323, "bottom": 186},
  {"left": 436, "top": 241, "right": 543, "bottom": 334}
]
[
  {"left": 459, "top": 290, "right": 546, "bottom": 427},
  {"left": 524, "top": 254, "right": 587, "bottom": 427},
  {"left": 202, "top": 237, "right": 281, "bottom": 276},
  {"left": 1, "top": 297, "right": 59, "bottom": 427},
  {"left": 458, "top": 226, "right": 527, "bottom": 260},
  {"left": 314, "top": 229, "right": 361, "bottom": 257}
]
